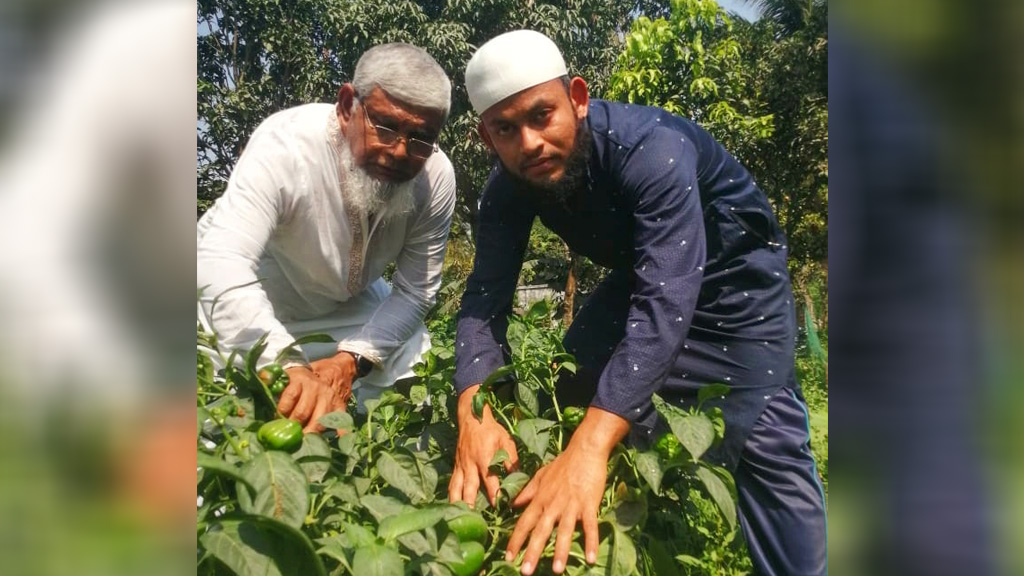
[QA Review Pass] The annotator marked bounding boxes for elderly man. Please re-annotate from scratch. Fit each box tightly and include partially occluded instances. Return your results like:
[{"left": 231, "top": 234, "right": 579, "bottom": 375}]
[
  {"left": 198, "top": 43, "right": 456, "bottom": 432},
  {"left": 449, "top": 31, "right": 826, "bottom": 576}
]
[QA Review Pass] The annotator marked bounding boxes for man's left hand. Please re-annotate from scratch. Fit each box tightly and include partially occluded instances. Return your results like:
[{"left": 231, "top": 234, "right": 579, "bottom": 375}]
[
  {"left": 505, "top": 407, "right": 629, "bottom": 575},
  {"left": 310, "top": 352, "right": 358, "bottom": 391},
  {"left": 277, "top": 353, "right": 356, "bottom": 433},
  {"left": 309, "top": 352, "right": 358, "bottom": 409}
]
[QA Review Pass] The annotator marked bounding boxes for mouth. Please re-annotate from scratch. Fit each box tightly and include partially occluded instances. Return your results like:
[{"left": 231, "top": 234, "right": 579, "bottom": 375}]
[
  {"left": 521, "top": 157, "right": 558, "bottom": 176},
  {"left": 366, "top": 164, "right": 406, "bottom": 182}
]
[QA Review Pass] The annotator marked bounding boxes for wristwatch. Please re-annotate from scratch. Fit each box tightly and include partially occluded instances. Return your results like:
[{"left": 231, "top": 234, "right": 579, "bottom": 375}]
[{"left": 347, "top": 352, "right": 374, "bottom": 378}]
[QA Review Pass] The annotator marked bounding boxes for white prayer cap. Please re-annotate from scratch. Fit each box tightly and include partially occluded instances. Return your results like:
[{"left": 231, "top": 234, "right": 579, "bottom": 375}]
[{"left": 465, "top": 30, "right": 567, "bottom": 114}]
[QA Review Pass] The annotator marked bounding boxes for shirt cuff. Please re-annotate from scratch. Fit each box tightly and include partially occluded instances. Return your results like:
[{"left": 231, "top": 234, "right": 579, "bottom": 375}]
[
  {"left": 336, "top": 341, "right": 382, "bottom": 365},
  {"left": 453, "top": 360, "right": 504, "bottom": 394}
]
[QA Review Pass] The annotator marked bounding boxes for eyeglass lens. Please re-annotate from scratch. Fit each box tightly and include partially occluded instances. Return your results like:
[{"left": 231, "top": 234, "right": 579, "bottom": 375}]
[{"left": 361, "top": 105, "right": 435, "bottom": 159}]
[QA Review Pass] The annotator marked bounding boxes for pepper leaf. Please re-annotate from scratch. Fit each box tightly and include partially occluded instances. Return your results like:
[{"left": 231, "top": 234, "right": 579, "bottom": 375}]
[
  {"left": 697, "top": 382, "right": 730, "bottom": 408},
  {"left": 197, "top": 453, "right": 255, "bottom": 493},
  {"left": 376, "top": 450, "right": 437, "bottom": 504},
  {"left": 696, "top": 465, "right": 737, "bottom": 531},
  {"left": 609, "top": 524, "right": 638, "bottom": 576},
  {"left": 200, "top": 515, "right": 326, "bottom": 576},
  {"left": 292, "top": 433, "right": 332, "bottom": 483},
  {"left": 237, "top": 450, "right": 310, "bottom": 529},
  {"left": 500, "top": 472, "right": 531, "bottom": 501},
  {"left": 318, "top": 411, "right": 354, "bottom": 431},
  {"left": 377, "top": 506, "right": 447, "bottom": 541},
  {"left": 352, "top": 544, "right": 404, "bottom": 576},
  {"left": 668, "top": 412, "right": 716, "bottom": 462},
  {"left": 634, "top": 450, "right": 664, "bottom": 495},
  {"left": 516, "top": 419, "right": 555, "bottom": 458}
]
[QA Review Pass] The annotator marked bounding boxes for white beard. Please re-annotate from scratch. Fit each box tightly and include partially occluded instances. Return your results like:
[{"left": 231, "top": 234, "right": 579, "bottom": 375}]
[{"left": 337, "top": 143, "right": 417, "bottom": 220}]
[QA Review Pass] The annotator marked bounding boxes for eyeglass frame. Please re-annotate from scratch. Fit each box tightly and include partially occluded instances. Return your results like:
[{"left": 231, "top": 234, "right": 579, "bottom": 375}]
[{"left": 355, "top": 97, "right": 439, "bottom": 160}]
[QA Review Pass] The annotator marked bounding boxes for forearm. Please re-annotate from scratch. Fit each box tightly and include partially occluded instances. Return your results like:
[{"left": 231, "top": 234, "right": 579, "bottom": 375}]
[
  {"left": 569, "top": 407, "right": 630, "bottom": 458},
  {"left": 456, "top": 384, "right": 481, "bottom": 417},
  {"left": 338, "top": 287, "right": 429, "bottom": 362}
]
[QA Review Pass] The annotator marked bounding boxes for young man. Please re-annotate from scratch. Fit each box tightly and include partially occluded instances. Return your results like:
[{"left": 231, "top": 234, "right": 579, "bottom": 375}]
[
  {"left": 198, "top": 44, "right": 456, "bottom": 432},
  {"left": 449, "top": 30, "right": 826, "bottom": 576}
]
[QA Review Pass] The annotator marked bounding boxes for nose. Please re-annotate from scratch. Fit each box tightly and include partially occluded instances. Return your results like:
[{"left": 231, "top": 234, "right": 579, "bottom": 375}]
[
  {"left": 520, "top": 126, "right": 544, "bottom": 157},
  {"left": 380, "top": 138, "right": 409, "bottom": 165}
]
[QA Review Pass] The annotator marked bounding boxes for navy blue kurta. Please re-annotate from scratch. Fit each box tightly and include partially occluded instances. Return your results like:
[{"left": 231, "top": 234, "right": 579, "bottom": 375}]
[{"left": 454, "top": 100, "right": 798, "bottom": 468}]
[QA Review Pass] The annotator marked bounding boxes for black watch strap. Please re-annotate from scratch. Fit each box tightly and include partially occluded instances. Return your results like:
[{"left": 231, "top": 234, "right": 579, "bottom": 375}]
[{"left": 349, "top": 352, "right": 374, "bottom": 378}]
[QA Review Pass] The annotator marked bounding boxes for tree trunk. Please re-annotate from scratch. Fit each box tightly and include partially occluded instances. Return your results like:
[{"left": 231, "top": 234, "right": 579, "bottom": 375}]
[{"left": 563, "top": 251, "right": 578, "bottom": 326}]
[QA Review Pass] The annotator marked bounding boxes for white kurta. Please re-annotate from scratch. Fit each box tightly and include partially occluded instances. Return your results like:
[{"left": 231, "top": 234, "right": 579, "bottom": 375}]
[{"left": 197, "top": 103, "right": 456, "bottom": 389}]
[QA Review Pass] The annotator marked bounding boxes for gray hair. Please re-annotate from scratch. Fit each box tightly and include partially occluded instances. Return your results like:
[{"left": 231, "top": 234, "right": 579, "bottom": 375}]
[{"left": 352, "top": 43, "right": 452, "bottom": 119}]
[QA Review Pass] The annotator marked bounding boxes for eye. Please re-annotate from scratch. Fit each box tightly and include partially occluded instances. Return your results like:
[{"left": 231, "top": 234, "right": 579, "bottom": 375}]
[
  {"left": 533, "top": 109, "right": 551, "bottom": 123},
  {"left": 493, "top": 123, "right": 514, "bottom": 137}
]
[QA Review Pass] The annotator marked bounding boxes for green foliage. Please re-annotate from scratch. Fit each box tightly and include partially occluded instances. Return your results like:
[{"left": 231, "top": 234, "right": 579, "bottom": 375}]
[
  {"left": 432, "top": 231, "right": 476, "bottom": 320},
  {"left": 795, "top": 331, "right": 828, "bottom": 494},
  {"left": 607, "top": 0, "right": 775, "bottom": 165},
  {"left": 520, "top": 225, "right": 572, "bottom": 288},
  {"left": 519, "top": 224, "right": 606, "bottom": 307},
  {"left": 198, "top": 305, "right": 760, "bottom": 575},
  {"left": 744, "top": 0, "right": 825, "bottom": 38},
  {"left": 735, "top": 3, "right": 828, "bottom": 268}
]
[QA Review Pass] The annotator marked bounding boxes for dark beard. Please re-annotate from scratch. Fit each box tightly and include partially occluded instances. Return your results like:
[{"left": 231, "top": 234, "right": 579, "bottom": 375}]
[{"left": 502, "top": 121, "right": 593, "bottom": 209}]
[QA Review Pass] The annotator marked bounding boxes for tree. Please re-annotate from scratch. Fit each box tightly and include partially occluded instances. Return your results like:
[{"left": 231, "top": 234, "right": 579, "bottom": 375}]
[
  {"left": 605, "top": 0, "right": 775, "bottom": 168},
  {"left": 743, "top": 0, "right": 823, "bottom": 37}
]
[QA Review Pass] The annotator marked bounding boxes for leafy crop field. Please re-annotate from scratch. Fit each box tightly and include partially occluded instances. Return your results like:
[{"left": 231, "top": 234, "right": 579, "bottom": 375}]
[{"left": 197, "top": 301, "right": 827, "bottom": 575}]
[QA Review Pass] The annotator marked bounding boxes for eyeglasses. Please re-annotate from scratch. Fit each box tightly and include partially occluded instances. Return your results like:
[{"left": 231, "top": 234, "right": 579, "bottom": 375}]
[{"left": 358, "top": 102, "right": 437, "bottom": 160}]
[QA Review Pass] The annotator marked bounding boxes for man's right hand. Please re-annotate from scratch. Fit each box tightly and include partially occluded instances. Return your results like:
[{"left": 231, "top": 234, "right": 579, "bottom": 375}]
[
  {"left": 448, "top": 384, "right": 520, "bottom": 508},
  {"left": 277, "top": 366, "right": 348, "bottom": 433}
]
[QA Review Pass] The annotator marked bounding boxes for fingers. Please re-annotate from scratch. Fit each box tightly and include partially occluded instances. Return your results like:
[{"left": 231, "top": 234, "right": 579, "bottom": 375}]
[
  {"left": 289, "top": 379, "right": 319, "bottom": 427},
  {"left": 302, "top": 383, "right": 332, "bottom": 433},
  {"left": 512, "top": 470, "right": 542, "bottom": 508},
  {"left": 582, "top": 506, "right": 599, "bottom": 564},
  {"left": 505, "top": 505, "right": 539, "bottom": 564},
  {"left": 501, "top": 436, "right": 521, "bottom": 473},
  {"left": 461, "top": 466, "right": 481, "bottom": 507},
  {"left": 277, "top": 378, "right": 301, "bottom": 416},
  {"left": 482, "top": 471, "right": 501, "bottom": 507},
  {"left": 552, "top": 513, "right": 576, "bottom": 573},
  {"left": 520, "top": 512, "right": 556, "bottom": 576},
  {"left": 321, "top": 382, "right": 351, "bottom": 432},
  {"left": 448, "top": 467, "right": 464, "bottom": 503}
]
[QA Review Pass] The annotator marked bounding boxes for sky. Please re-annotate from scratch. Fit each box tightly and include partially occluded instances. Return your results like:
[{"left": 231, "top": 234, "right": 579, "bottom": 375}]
[{"left": 715, "top": 0, "right": 762, "bottom": 22}]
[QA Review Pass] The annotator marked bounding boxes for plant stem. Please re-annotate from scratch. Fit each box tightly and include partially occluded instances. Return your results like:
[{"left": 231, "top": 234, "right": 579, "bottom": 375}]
[
  {"left": 258, "top": 384, "right": 284, "bottom": 419},
  {"left": 548, "top": 372, "right": 565, "bottom": 447},
  {"left": 216, "top": 420, "right": 248, "bottom": 461},
  {"left": 490, "top": 394, "right": 516, "bottom": 432},
  {"left": 365, "top": 412, "right": 374, "bottom": 466}
]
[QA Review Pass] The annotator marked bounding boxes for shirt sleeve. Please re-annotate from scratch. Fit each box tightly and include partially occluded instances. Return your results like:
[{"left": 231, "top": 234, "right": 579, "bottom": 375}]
[
  {"left": 590, "top": 127, "right": 707, "bottom": 422},
  {"left": 196, "top": 122, "right": 303, "bottom": 366},
  {"left": 336, "top": 154, "right": 457, "bottom": 364},
  {"left": 453, "top": 174, "right": 535, "bottom": 393}
]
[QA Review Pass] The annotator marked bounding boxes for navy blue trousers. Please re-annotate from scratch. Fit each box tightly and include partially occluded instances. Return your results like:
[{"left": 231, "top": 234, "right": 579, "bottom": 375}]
[
  {"left": 557, "top": 272, "right": 827, "bottom": 575},
  {"left": 735, "top": 387, "right": 827, "bottom": 576}
]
